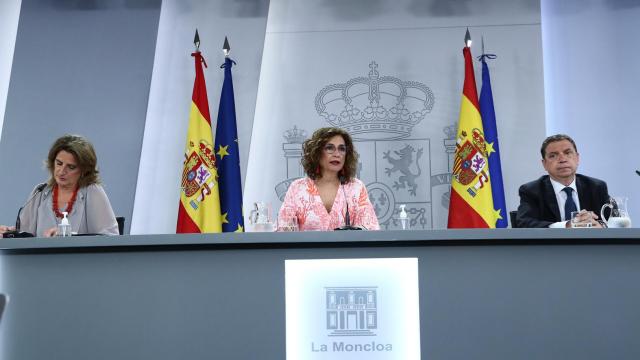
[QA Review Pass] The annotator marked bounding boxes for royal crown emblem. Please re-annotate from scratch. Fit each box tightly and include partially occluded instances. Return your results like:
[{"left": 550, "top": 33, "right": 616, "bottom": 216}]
[
  {"left": 452, "top": 129, "right": 489, "bottom": 197},
  {"left": 282, "top": 125, "right": 307, "bottom": 144},
  {"left": 443, "top": 124, "right": 457, "bottom": 140},
  {"left": 315, "top": 61, "right": 434, "bottom": 140}
]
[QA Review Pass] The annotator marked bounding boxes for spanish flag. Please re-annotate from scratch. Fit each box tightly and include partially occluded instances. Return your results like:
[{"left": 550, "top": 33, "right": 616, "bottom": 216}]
[
  {"left": 176, "top": 50, "right": 222, "bottom": 233},
  {"left": 447, "top": 40, "right": 500, "bottom": 228}
]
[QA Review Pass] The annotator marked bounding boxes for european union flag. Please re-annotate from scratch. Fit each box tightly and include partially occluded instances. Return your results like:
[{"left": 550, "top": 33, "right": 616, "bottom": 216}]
[
  {"left": 479, "top": 54, "right": 508, "bottom": 228},
  {"left": 214, "top": 57, "right": 244, "bottom": 232}
]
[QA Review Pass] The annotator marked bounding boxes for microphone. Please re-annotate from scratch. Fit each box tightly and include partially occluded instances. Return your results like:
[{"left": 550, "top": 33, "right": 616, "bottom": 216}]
[
  {"left": 2, "top": 182, "right": 47, "bottom": 238},
  {"left": 334, "top": 176, "right": 361, "bottom": 231},
  {"left": 636, "top": 170, "right": 640, "bottom": 176}
]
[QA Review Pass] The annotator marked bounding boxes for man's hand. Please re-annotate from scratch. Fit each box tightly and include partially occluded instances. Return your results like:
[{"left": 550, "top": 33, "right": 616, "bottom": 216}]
[
  {"left": 567, "top": 210, "right": 603, "bottom": 228},
  {"left": 587, "top": 211, "right": 604, "bottom": 228}
]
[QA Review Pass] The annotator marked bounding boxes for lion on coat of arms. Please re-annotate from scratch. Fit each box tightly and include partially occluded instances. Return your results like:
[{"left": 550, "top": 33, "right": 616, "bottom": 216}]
[{"left": 383, "top": 144, "right": 423, "bottom": 196}]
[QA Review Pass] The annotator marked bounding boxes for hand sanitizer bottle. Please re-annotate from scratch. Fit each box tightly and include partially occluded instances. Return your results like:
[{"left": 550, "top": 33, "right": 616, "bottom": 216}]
[
  {"left": 58, "top": 211, "right": 71, "bottom": 237},
  {"left": 399, "top": 204, "right": 408, "bottom": 230}
]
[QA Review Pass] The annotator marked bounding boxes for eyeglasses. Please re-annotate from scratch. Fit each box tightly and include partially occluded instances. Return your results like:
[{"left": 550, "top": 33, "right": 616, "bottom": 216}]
[{"left": 324, "top": 144, "right": 347, "bottom": 154}]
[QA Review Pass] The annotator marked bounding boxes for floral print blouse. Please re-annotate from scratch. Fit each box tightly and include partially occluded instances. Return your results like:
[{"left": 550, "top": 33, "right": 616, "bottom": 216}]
[{"left": 277, "top": 177, "right": 380, "bottom": 231}]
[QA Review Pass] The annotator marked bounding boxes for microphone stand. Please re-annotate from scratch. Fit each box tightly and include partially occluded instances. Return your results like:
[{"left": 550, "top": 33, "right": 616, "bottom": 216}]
[
  {"left": 334, "top": 179, "right": 361, "bottom": 231},
  {"left": 2, "top": 183, "right": 47, "bottom": 238}
]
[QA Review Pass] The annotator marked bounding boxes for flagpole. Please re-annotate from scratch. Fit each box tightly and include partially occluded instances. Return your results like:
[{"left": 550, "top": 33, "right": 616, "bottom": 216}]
[
  {"left": 223, "top": 36, "right": 230, "bottom": 58},
  {"left": 465, "top": 27, "right": 472, "bottom": 48}
]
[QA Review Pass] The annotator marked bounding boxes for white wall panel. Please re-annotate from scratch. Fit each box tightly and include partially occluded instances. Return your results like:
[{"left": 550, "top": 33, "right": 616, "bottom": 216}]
[
  {"left": 542, "top": 0, "right": 640, "bottom": 225},
  {"left": 245, "top": 0, "right": 544, "bottom": 229},
  {"left": 0, "top": 0, "right": 22, "bottom": 141}
]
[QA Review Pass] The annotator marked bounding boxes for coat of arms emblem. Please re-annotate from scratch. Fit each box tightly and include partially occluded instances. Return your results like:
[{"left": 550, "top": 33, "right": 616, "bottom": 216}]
[
  {"left": 274, "top": 62, "right": 446, "bottom": 229},
  {"left": 452, "top": 128, "right": 489, "bottom": 197},
  {"left": 181, "top": 139, "right": 217, "bottom": 207}
]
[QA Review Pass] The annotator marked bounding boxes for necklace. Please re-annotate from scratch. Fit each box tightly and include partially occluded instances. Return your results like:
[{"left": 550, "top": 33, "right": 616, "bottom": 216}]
[{"left": 52, "top": 184, "right": 79, "bottom": 219}]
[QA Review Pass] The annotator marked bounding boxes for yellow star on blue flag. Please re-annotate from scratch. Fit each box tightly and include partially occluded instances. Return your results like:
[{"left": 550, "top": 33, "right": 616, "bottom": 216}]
[
  {"left": 486, "top": 141, "right": 495, "bottom": 156},
  {"left": 217, "top": 145, "right": 230, "bottom": 159}
]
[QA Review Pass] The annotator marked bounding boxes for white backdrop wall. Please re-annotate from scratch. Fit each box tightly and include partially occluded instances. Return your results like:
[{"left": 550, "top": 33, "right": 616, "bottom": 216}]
[
  {"left": 542, "top": 0, "right": 640, "bottom": 224},
  {"left": 131, "top": 0, "right": 269, "bottom": 234},
  {"left": 0, "top": 0, "right": 22, "bottom": 141},
  {"left": 244, "top": 0, "right": 545, "bottom": 230},
  {"left": 131, "top": 0, "right": 639, "bottom": 232}
]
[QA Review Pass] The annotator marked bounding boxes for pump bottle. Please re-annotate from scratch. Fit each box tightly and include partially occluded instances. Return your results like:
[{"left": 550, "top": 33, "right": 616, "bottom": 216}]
[
  {"left": 58, "top": 211, "right": 72, "bottom": 237},
  {"left": 399, "top": 204, "right": 408, "bottom": 230}
]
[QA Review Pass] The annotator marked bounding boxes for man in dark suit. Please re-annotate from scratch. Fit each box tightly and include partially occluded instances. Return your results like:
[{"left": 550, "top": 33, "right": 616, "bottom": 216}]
[{"left": 516, "top": 134, "right": 610, "bottom": 228}]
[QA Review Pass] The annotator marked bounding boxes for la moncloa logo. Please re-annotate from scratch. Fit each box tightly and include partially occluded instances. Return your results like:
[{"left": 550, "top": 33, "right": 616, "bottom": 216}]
[{"left": 325, "top": 287, "right": 378, "bottom": 337}]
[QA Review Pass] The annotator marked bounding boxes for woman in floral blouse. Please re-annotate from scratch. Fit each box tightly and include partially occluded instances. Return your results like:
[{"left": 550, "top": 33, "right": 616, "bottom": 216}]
[{"left": 277, "top": 127, "right": 380, "bottom": 231}]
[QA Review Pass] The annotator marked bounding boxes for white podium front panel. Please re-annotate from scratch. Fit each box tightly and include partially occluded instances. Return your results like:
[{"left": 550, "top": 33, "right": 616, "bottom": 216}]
[{"left": 286, "top": 258, "right": 420, "bottom": 360}]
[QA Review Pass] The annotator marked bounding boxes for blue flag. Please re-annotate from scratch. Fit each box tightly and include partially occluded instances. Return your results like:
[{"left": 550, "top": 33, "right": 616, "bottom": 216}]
[
  {"left": 479, "top": 55, "right": 508, "bottom": 228},
  {"left": 214, "top": 57, "right": 244, "bottom": 232}
]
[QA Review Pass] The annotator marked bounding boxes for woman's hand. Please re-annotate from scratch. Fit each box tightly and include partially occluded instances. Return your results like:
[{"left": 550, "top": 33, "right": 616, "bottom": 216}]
[
  {"left": 0, "top": 225, "right": 16, "bottom": 233},
  {"left": 43, "top": 226, "right": 58, "bottom": 237}
]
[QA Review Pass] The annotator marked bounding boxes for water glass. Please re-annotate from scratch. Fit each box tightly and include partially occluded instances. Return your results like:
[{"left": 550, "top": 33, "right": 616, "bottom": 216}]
[{"left": 278, "top": 217, "right": 299, "bottom": 232}]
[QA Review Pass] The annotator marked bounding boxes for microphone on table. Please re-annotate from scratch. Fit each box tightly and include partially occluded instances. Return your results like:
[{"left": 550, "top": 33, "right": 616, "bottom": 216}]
[
  {"left": 2, "top": 182, "right": 47, "bottom": 238},
  {"left": 334, "top": 176, "right": 361, "bottom": 231}
]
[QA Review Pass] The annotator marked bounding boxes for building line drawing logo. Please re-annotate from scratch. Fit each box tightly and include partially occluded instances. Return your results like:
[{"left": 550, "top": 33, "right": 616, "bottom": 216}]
[{"left": 326, "top": 286, "right": 378, "bottom": 337}]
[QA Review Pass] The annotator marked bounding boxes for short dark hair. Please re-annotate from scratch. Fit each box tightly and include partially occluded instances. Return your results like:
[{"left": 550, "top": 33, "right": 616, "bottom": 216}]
[
  {"left": 540, "top": 134, "right": 578, "bottom": 159},
  {"left": 301, "top": 127, "right": 358, "bottom": 181},
  {"left": 46, "top": 134, "right": 101, "bottom": 188}
]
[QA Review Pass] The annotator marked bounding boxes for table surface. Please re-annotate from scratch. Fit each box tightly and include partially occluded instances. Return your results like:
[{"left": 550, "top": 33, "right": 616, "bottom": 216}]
[{"left": 1, "top": 228, "right": 639, "bottom": 251}]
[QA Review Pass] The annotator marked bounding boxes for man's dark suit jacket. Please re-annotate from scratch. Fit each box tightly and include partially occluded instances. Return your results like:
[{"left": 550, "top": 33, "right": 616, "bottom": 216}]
[{"left": 516, "top": 174, "right": 610, "bottom": 228}]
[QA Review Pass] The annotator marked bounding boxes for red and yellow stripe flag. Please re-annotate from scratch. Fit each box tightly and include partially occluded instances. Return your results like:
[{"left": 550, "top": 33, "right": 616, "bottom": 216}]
[
  {"left": 447, "top": 46, "right": 499, "bottom": 228},
  {"left": 176, "top": 51, "right": 222, "bottom": 233}
]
